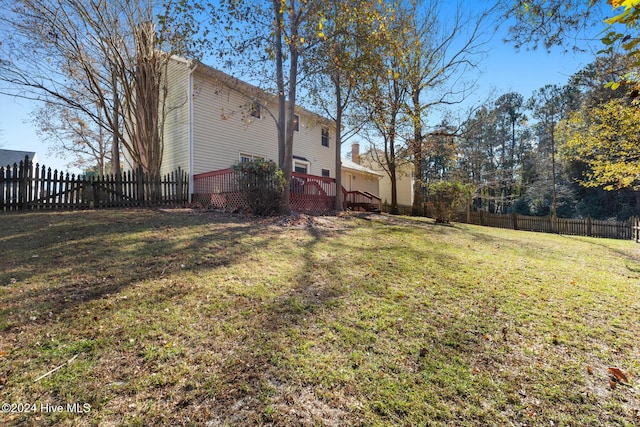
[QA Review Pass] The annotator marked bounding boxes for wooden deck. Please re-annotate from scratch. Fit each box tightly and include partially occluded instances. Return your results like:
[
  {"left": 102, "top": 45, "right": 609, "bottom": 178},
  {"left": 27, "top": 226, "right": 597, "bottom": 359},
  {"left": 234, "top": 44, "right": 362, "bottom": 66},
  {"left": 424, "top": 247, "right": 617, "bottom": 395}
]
[{"left": 194, "top": 169, "right": 382, "bottom": 214}]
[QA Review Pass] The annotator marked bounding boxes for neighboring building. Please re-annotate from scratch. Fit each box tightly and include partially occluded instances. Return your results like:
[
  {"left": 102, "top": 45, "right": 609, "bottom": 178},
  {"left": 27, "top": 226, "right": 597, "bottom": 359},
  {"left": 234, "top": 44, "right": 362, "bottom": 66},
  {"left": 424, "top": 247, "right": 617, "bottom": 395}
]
[
  {"left": 381, "top": 165, "right": 414, "bottom": 209},
  {"left": 341, "top": 158, "right": 383, "bottom": 195},
  {"left": 0, "top": 149, "right": 38, "bottom": 168},
  {"left": 161, "top": 57, "right": 382, "bottom": 211},
  {"left": 0, "top": 149, "right": 39, "bottom": 181},
  {"left": 341, "top": 143, "right": 383, "bottom": 194},
  {"left": 357, "top": 144, "right": 414, "bottom": 212}
]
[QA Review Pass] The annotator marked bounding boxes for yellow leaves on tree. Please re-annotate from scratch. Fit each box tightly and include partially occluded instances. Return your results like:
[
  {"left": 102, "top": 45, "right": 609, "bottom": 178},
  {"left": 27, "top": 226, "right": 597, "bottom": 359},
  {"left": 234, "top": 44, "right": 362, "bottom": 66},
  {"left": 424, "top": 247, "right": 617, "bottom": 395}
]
[
  {"left": 606, "top": 0, "right": 640, "bottom": 25},
  {"left": 558, "top": 98, "right": 640, "bottom": 190},
  {"left": 602, "top": 0, "right": 640, "bottom": 93}
]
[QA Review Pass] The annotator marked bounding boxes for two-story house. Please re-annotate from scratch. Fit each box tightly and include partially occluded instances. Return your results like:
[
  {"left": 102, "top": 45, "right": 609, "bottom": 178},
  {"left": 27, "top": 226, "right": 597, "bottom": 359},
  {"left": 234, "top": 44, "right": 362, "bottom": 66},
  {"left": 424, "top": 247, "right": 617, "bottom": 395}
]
[{"left": 161, "top": 57, "right": 381, "bottom": 212}]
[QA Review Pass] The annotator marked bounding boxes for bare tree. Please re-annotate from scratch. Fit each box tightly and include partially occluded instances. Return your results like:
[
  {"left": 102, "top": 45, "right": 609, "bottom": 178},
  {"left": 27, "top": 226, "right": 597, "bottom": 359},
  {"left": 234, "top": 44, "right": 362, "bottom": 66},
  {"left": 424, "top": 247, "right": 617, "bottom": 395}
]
[
  {"left": 302, "top": 0, "right": 386, "bottom": 211},
  {"left": 359, "top": 26, "right": 410, "bottom": 215},
  {"left": 32, "top": 101, "right": 112, "bottom": 173},
  {"left": 500, "top": 0, "right": 605, "bottom": 52},
  {"left": 358, "top": 1, "right": 492, "bottom": 215},
  {"left": 0, "top": 0, "right": 178, "bottom": 179},
  {"left": 527, "top": 84, "right": 573, "bottom": 223},
  {"left": 404, "top": 1, "right": 495, "bottom": 215},
  {"left": 173, "top": 0, "right": 326, "bottom": 212}
]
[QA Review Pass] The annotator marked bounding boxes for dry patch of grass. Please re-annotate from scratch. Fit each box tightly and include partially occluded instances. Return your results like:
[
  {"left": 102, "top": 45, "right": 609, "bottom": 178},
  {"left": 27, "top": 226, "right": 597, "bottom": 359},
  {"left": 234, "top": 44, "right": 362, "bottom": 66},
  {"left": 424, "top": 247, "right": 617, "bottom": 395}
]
[{"left": 1, "top": 209, "right": 639, "bottom": 426}]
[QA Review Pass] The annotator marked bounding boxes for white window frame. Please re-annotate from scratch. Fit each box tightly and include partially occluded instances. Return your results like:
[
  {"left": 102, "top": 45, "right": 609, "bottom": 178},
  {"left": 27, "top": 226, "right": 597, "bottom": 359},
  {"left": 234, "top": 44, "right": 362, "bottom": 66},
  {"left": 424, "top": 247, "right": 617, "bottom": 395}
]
[
  {"left": 239, "top": 153, "right": 264, "bottom": 163},
  {"left": 321, "top": 128, "right": 329, "bottom": 147},
  {"left": 294, "top": 159, "right": 310, "bottom": 174}
]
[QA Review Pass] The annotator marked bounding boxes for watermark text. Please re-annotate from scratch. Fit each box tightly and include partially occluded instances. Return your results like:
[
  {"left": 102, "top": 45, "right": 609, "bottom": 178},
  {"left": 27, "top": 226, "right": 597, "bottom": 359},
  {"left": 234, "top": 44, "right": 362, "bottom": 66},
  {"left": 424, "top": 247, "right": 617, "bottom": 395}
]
[{"left": 2, "top": 402, "right": 91, "bottom": 414}]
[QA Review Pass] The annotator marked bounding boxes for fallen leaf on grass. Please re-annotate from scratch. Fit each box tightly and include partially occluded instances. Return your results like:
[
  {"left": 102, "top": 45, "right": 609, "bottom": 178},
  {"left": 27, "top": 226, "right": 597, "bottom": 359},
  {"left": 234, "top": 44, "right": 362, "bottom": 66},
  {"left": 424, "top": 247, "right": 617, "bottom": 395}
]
[
  {"left": 609, "top": 367, "right": 630, "bottom": 384},
  {"left": 586, "top": 365, "right": 593, "bottom": 375}
]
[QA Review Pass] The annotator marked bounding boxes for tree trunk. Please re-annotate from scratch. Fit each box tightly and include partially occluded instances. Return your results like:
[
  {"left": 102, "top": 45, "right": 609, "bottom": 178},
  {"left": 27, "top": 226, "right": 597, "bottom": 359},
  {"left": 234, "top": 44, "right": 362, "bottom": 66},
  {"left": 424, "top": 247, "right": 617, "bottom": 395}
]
[
  {"left": 550, "top": 127, "right": 558, "bottom": 232},
  {"left": 411, "top": 87, "right": 423, "bottom": 216},
  {"left": 110, "top": 69, "right": 121, "bottom": 176},
  {"left": 390, "top": 163, "right": 398, "bottom": 215},
  {"left": 273, "top": 1, "right": 288, "bottom": 213},
  {"left": 411, "top": 153, "right": 422, "bottom": 216},
  {"left": 334, "top": 78, "right": 343, "bottom": 211}
]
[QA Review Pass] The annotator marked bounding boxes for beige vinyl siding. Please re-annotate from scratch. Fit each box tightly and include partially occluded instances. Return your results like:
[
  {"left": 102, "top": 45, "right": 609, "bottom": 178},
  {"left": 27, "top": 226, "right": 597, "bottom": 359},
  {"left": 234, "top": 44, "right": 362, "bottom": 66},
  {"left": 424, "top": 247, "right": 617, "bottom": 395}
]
[
  {"left": 163, "top": 58, "right": 337, "bottom": 181},
  {"left": 161, "top": 59, "right": 191, "bottom": 176},
  {"left": 190, "top": 66, "right": 336, "bottom": 176},
  {"left": 359, "top": 156, "right": 413, "bottom": 206},
  {"left": 191, "top": 69, "right": 279, "bottom": 174},
  {"left": 293, "top": 120, "right": 334, "bottom": 177},
  {"left": 377, "top": 168, "right": 413, "bottom": 206},
  {"left": 341, "top": 169, "right": 380, "bottom": 196}
]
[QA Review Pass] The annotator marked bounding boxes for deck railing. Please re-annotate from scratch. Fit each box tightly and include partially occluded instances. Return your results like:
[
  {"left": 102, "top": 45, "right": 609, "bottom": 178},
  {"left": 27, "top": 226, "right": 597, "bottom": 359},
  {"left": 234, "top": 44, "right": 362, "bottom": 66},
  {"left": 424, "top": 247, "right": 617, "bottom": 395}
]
[
  {"left": 345, "top": 190, "right": 381, "bottom": 212},
  {"left": 290, "top": 172, "right": 336, "bottom": 213},
  {"left": 193, "top": 169, "right": 341, "bottom": 213}
]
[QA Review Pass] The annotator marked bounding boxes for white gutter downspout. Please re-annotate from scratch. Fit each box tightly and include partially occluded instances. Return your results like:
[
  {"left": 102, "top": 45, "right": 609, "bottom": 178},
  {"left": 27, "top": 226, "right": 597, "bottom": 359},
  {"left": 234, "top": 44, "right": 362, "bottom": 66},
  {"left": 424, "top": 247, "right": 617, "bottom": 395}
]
[{"left": 188, "top": 60, "right": 198, "bottom": 201}]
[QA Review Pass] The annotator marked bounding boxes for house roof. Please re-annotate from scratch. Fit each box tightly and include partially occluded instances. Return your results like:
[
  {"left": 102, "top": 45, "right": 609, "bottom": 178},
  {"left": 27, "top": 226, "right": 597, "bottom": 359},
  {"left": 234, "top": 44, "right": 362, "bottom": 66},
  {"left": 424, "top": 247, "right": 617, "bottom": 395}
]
[
  {"left": 341, "top": 159, "right": 384, "bottom": 177},
  {"left": 0, "top": 149, "right": 37, "bottom": 167}
]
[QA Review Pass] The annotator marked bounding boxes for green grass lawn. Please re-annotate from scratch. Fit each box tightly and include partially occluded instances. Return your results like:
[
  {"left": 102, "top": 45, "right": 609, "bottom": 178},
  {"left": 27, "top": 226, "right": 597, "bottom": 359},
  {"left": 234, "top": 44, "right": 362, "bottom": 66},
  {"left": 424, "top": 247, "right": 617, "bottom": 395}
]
[{"left": 1, "top": 209, "right": 639, "bottom": 426}]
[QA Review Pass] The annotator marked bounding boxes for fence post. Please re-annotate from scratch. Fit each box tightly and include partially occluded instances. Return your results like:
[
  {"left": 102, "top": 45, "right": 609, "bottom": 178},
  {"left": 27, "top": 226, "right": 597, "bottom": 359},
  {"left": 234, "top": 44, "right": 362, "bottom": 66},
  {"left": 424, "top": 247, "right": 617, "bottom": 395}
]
[
  {"left": 0, "top": 166, "right": 4, "bottom": 212},
  {"left": 136, "top": 166, "right": 145, "bottom": 204},
  {"left": 19, "top": 157, "right": 28, "bottom": 210},
  {"left": 185, "top": 169, "right": 190, "bottom": 203},
  {"left": 176, "top": 167, "right": 185, "bottom": 204},
  {"left": 512, "top": 212, "right": 518, "bottom": 230},
  {"left": 25, "top": 156, "right": 34, "bottom": 210},
  {"left": 587, "top": 216, "right": 592, "bottom": 237}
]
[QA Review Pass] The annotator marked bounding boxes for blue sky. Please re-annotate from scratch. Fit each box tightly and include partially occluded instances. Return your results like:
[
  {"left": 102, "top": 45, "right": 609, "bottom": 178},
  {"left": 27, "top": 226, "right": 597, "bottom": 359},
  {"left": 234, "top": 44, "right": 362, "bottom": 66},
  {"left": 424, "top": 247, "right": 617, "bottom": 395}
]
[{"left": 0, "top": 5, "right": 606, "bottom": 173}]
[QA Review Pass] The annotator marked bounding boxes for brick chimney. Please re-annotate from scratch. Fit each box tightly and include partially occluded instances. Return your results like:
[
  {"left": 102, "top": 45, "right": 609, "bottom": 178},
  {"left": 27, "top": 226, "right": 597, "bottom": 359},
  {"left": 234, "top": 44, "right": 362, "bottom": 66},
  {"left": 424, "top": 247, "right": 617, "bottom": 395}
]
[{"left": 351, "top": 143, "right": 360, "bottom": 165}]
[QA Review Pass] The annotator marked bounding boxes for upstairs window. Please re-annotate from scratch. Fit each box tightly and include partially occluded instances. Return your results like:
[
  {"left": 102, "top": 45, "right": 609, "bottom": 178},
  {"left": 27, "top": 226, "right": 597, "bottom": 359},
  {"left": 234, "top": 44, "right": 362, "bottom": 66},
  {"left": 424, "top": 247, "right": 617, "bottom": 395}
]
[
  {"left": 321, "top": 168, "right": 330, "bottom": 177},
  {"left": 293, "top": 114, "right": 300, "bottom": 132},
  {"left": 321, "top": 128, "right": 329, "bottom": 147}
]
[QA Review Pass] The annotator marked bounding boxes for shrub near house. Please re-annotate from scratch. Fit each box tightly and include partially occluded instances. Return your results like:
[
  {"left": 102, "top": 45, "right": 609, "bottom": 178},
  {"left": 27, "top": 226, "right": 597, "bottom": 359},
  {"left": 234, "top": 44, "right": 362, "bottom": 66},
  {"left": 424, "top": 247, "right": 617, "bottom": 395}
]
[{"left": 232, "top": 159, "right": 284, "bottom": 216}]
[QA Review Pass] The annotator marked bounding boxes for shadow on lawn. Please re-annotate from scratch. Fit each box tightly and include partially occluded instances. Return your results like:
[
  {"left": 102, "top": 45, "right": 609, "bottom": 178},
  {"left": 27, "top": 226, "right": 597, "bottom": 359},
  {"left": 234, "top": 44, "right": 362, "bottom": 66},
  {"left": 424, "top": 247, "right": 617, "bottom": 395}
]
[
  {"left": 563, "top": 234, "right": 640, "bottom": 265},
  {"left": 200, "top": 225, "right": 356, "bottom": 425},
  {"left": 203, "top": 221, "right": 464, "bottom": 425},
  {"left": 0, "top": 209, "right": 271, "bottom": 331}
]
